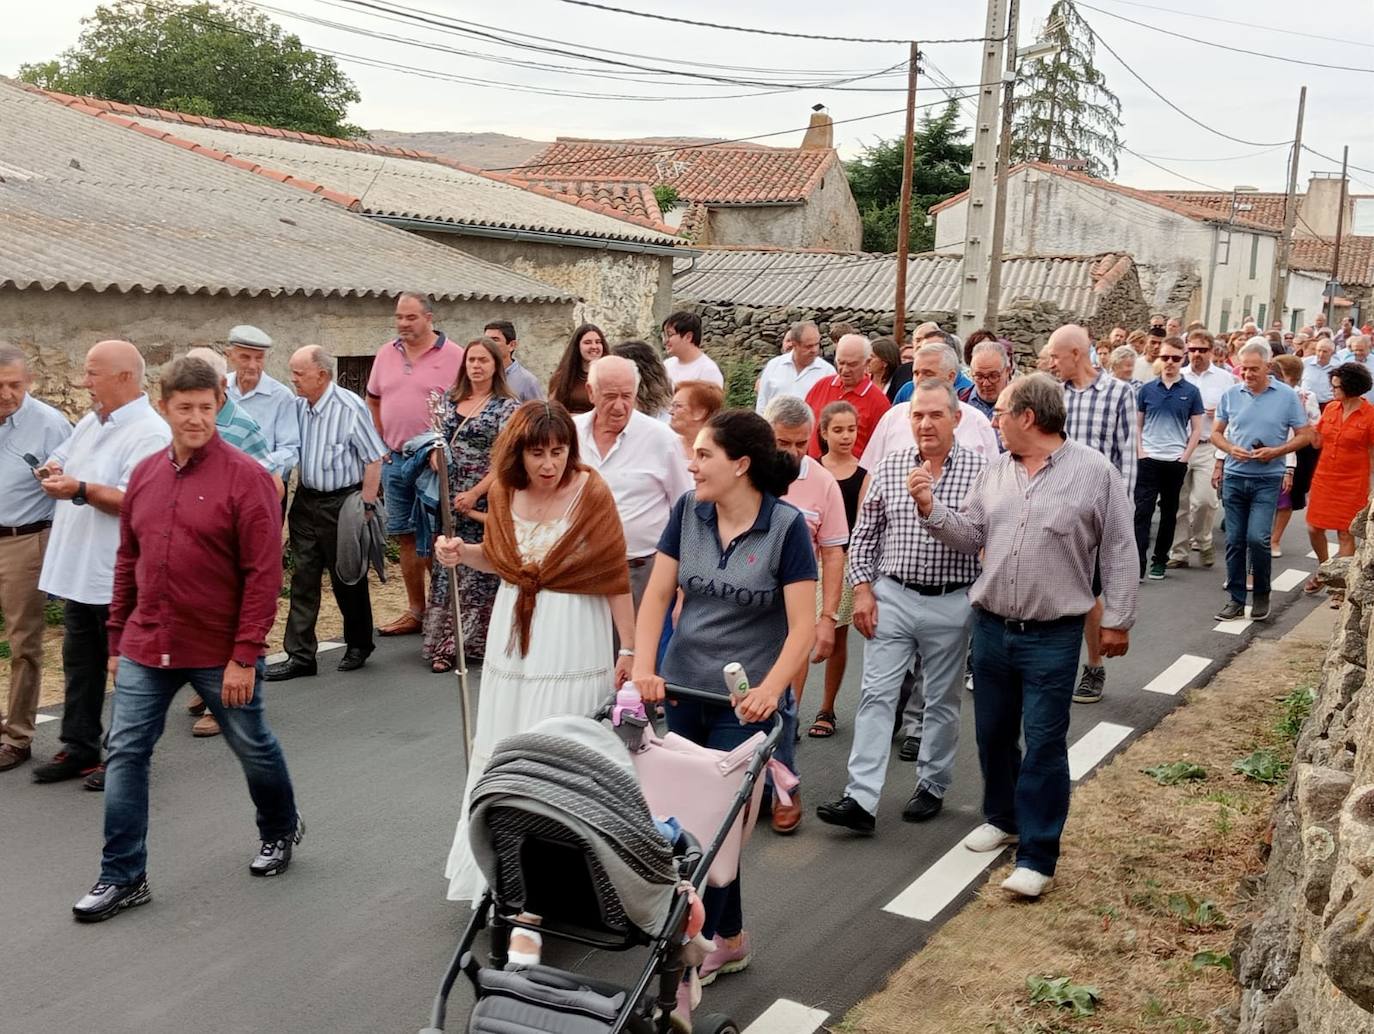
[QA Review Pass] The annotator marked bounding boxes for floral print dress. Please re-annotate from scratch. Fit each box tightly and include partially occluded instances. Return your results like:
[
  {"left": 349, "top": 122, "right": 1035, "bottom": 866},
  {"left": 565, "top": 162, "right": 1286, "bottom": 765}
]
[{"left": 422, "top": 394, "right": 518, "bottom": 665}]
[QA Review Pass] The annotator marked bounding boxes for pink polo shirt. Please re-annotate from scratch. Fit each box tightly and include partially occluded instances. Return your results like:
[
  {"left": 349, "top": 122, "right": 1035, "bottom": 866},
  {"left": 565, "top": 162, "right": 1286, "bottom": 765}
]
[
  {"left": 781, "top": 456, "right": 849, "bottom": 554},
  {"left": 366, "top": 333, "right": 464, "bottom": 450}
]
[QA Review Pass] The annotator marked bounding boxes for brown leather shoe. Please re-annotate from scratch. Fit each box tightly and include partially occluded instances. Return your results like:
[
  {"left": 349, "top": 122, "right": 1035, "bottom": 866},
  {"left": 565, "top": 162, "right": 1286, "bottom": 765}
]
[
  {"left": 378, "top": 611, "right": 423, "bottom": 636},
  {"left": 192, "top": 713, "right": 221, "bottom": 738},
  {"left": 771, "top": 788, "right": 802, "bottom": 835},
  {"left": 187, "top": 693, "right": 207, "bottom": 716},
  {"left": 0, "top": 744, "right": 31, "bottom": 771}
]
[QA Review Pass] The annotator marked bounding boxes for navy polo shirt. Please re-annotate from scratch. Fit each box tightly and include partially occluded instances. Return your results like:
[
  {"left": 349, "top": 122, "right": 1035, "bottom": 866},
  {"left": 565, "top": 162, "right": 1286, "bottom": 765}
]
[{"left": 1137, "top": 376, "right": 1204, "bottom": 460}]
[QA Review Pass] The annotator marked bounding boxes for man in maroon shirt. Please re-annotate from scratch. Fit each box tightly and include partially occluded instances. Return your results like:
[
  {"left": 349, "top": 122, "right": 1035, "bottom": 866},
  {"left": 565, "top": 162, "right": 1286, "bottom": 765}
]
[{"left": 72, "top": 357, "right": 302, "bottom": 923}]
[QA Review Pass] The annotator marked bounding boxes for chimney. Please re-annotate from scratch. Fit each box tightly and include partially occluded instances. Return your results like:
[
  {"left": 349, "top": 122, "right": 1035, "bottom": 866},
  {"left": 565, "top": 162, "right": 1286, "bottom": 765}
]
[
  {"left": 1296, "top": 172, "right": 1351, "bottom": 238},
  {"left": 801, "top": 105, "right": 833, "bottom": 150}
]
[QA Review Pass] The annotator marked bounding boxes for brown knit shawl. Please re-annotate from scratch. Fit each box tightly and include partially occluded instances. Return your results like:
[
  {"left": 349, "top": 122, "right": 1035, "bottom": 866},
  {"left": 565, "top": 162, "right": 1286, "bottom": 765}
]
[{"left": 483, "top": 466, "right": 630, "bottom": 657}]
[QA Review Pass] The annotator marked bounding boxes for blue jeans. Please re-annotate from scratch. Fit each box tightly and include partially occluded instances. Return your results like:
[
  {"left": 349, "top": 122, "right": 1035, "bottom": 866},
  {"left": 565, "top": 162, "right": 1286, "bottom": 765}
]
[
  {"left": 970, "top": 609, "right": 1085, "bottom": 877},
  {"left": 663, "top": 690, "right": 794, "bottom": 939},
  {"left": 381, "top": 449, "right": 417, "bottom": 536},
  {"left": 1222, "top": 474, "right": 1283, "bottom": 604},
  {"left": 102, "top": 658, "right": 297, "bottom": 885}
]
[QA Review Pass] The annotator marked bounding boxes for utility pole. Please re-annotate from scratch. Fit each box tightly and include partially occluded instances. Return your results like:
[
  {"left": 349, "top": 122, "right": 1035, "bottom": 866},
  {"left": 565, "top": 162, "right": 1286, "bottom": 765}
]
[
  {"left": 1269, "top": 86, "right": 1306, "bottom": 329},
  {"left": 1326, "top": 145, "right": 1349, "bottom": 326},
  {"left": 892, "top": 41, "right": 920, "bottom": 348},
  {"left": 983, "top": 0, "right": 1020, "bottom": 332},
  {"left": 957, "top": 0, "right": 1009, "bottom": 340}
]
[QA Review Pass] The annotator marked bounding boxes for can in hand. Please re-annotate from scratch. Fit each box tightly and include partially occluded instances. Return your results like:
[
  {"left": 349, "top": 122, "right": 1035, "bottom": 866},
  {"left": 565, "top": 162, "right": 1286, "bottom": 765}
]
[{"left": 722, "top": 662, "right": 749, "bottom": 706}]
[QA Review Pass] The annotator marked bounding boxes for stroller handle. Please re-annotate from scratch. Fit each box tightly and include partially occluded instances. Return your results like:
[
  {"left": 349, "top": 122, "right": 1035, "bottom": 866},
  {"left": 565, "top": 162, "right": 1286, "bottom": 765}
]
[{"left": 663, "top": 682, "right": 785, "bottom": 731}]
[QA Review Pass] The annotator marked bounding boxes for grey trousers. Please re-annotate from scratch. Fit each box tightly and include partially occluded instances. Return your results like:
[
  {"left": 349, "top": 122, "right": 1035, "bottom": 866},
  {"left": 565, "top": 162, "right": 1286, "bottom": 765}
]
[{"left": 844, "top": 579, "right": 973, "bottom": 812}]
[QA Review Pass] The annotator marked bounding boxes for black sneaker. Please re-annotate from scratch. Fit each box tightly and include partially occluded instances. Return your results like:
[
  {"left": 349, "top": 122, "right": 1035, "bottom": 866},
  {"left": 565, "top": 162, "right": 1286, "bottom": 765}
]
[
  {"left": 83, "top": 764, "right": 105, "bottom": 791},
  {"left": 897, "top": 735, "right": 922, "bottom": 762},
  {"left": 1250, "top": 593, "right": 1271, "bottom": 621},
  {"left": 901, "top": 788, "right": 943, "bottom": 822},
  {"left": 33, "top": 751, "right": 101, "bottom": 784},
  {"left": 1072, "top": 665, "right": 1105, "bottom": 704},
  {"left": 815, "top": 796, "right": 876, "bottom": 835},
  {"left": 72, "top": 875, "right": 151, "bottom": 923},
  {"left": 250, "top": 815, "right": 306, "bottom": 877},
  {"left": 1214, "top": 599, "right": 1246, "bottom": 621}
]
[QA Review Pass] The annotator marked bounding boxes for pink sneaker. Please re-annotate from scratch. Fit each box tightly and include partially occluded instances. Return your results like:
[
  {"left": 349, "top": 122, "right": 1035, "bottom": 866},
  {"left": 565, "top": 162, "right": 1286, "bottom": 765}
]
[
  {"left": 669, "top": 969, "right": 700, "bottom": 1033},
  {"left": 698, "top": 932, "right": 751, "bottom": 986}
]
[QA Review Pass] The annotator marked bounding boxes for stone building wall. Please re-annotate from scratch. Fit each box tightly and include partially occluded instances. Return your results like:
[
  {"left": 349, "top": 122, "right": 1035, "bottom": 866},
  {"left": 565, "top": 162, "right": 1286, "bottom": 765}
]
[{"left": 1231, "top": 508, "right": 1374, "bottom": 1032}]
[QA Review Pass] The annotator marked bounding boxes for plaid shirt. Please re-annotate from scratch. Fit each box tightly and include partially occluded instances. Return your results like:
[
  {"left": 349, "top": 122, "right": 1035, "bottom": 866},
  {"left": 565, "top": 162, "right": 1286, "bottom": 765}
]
[
  {"left": 1063, "top": 369, "right": 1138, "bottom": 496},
  {"left": 847, "top": 443, "right": 984, "bottom": 587}
]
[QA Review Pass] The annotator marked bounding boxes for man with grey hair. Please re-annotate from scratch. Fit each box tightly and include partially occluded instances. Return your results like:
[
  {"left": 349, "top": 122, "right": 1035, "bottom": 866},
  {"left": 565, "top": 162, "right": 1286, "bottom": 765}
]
[
  {"left": 267, "top": 346, "right": 386, "bottom": 681},
  {"left": 225, "top": 324, "right": 299, "bottom": 491},
  {"left": 818, "top": 379, "right": 986, "bottom": 835},
  {"left": 0, "top": 345, "right": 71, "bottom": 772},
  {"left": 1301, "top": 336, "right": 1337, "bottom": 405},
  {"left": 575, "top": 355, "right": 691, "bottom": 608},
  {"left": 1209, "top": 338, "right": 1311, "bottom": 621},
  {"left": 804, "top": 333, "right": 890, "bottom": 458},
  {"left": 755, "top": 321, "right": 834, "bottom": 415},
  {"left": 966, "top": 339, "right": 1010, "bottom": 430},
  {"left": 862, "top": 343, "right": 999, "bottom": 467},
  {"left": 911, "top": 373, "right": 1136, "bottom": 898}
]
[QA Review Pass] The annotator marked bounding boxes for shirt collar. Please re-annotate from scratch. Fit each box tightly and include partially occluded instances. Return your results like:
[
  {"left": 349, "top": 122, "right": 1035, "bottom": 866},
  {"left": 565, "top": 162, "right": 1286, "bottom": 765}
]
[
  {"left": 828, "top": 374, "right": 873, "bottom": 396},
  {"left": 693, "top": 491, "right": 782, "bottom": 534},
  {"left": 102, "top": 393, "right": 151, "bottom": 425},
  {"left": 166, "top": 433, "right": 219, "bottom": 472},
  {"left": 217, "top": 396, "right": 240, "bottom": 428},
  {"left": 391, "top": 331, "right": 447, "bottom": 355},
  {"left": 308, "top": 383, "right": 338, "bottom": 414}
]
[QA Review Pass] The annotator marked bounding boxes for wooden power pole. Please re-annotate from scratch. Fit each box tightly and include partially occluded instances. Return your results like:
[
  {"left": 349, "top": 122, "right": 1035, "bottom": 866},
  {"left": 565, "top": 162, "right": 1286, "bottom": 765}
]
[
  {"left": 893, "top": 41, "right": 919, "bottom": 348},
  {"left": 984, "top": 0, "right": 1020, "bottom": 332},
  {"left": 1269, "top": 86, "right": 1307, "bottom": 328},
  {"left": 1326, "top": 145, "right": 1350, "bottom": 326}
]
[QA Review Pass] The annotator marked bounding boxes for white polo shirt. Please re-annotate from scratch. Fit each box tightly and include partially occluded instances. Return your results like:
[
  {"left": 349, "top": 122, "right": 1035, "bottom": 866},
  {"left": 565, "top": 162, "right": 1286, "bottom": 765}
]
[
  {"left": 754, "top": 352, "right": 836, "bottom": 415},
  {"left": 859, "top": 400, "right": 999, "bottom": 468},
  {"left": 39, "top": 394, "right": 171, "bottom": 606},
  {"left": 1181, "top": 362, "right": 1239, "bottom": 437},
  {"left": 575, "top": 409, "right": 693, "bottom": 559},
  {"left": 664, "top": 352, "right": 724, "bottom": 389}
]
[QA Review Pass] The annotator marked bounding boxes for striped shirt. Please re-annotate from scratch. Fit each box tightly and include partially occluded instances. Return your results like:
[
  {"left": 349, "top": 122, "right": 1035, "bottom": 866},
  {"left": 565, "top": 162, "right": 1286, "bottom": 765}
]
[
  {"left": 848, "top": 443, "right": 984, "bottom": 588},
  {"left": 921, "top": 438, "right": 1138, "bottom": 630},
  {"left": 1063, "top": 369, "right": 1138, "bottom": 496},
  {"left": 216, "top": 396, "right": 272, "bottom": 468},
  {"left": 295, "top": 383, "right": 387, "bottom": 492}
]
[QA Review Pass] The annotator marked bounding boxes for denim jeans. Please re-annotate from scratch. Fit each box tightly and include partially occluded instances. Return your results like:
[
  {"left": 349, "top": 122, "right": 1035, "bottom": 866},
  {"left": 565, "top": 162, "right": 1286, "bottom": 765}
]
[
  {"left": 102, "top": 658, "right": 297, "bottom": 885},
  {"left": 663, "top": 690, "right": 794, "bottom": 939},
  {"left": 59, "top": 601, "right": 110, "bottom": 763},
  {"left": 1221, "top": 474, "right": 1284, "bottom": 604},
  {"left": 970, "top": 608, "right": 1085, "bottom": 877}
]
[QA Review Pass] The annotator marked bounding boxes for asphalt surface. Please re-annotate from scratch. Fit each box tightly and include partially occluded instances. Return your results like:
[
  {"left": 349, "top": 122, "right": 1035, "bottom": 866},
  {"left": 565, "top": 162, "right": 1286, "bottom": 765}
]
[{"left": 5, "top": 522, "right": 1326, "bottom": 1034}]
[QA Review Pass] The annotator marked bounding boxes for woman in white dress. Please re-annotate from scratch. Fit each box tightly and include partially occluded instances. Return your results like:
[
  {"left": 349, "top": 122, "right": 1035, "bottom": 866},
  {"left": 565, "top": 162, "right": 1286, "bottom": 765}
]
[{"left": 434, "top": 400, "right": 636, "bottom": 918}]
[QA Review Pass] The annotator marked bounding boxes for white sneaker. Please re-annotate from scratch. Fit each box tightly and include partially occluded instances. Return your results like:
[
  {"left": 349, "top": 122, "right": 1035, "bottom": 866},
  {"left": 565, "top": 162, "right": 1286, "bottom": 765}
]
[
  {"left": 1271, "top": 547, "right": 1282, "bottom": 558},
  {"left": 962, "top": 823, "right": 1018, "bottom": 852},
  {"left": 1001, "top": 866, "right": 1053, "bottom": 898}
]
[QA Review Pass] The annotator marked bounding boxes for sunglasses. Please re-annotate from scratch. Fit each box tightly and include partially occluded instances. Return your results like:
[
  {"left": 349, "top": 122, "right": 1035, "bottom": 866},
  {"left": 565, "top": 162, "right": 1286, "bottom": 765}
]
[
  {"left": 1159, "top": 354, "right": 1184, "bottom": 362},
  {"left": 1186, "top": 347, "right": 1210, "bottom": 353}
]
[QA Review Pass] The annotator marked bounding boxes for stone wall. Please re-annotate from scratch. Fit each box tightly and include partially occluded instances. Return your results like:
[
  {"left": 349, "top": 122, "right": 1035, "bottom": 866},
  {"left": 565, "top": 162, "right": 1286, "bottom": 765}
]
[{"left": 1230, "top": 508, "right": 1374, "bottom": 1032}]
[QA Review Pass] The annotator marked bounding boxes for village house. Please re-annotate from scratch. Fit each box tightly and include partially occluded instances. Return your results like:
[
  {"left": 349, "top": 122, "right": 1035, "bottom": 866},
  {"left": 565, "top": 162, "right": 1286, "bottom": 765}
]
[
  {"left": 0, "top": 78, "right": 580, "bottom": 407},
  {"left": 512, "top": 110, "right": 862, "bottom": 250}
]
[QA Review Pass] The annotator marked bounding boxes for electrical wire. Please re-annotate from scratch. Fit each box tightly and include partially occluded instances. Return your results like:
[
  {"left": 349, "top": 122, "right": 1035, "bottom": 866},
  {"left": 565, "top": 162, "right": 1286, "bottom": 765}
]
[
  {"left": 1301, "top": 145, "right": 1374, "bottom": 181},
  {"left": 1089, "top": 0, "right": 1374, "bottom": 51},
  {"left": 1129, "top": 145, "right": 1290, "bottom": 164}
]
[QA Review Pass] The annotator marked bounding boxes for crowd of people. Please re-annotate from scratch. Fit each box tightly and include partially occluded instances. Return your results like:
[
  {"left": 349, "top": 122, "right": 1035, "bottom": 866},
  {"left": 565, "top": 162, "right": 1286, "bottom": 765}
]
[{"left": 1, "top": 296, "right": 1369, "bottom": 1022}]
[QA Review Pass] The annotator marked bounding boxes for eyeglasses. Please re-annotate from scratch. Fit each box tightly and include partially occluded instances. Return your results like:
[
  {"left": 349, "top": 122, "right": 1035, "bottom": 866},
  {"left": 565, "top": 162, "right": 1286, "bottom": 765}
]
[
  {"left": 1159, "top": 354, "right": 1184, "bottom": 363},
  {"left": 971, "top": 371, "right": 1005, "bottom": 382},
  {"left": 1186, "top": 347, "right": 1210, "bottom": 353}
]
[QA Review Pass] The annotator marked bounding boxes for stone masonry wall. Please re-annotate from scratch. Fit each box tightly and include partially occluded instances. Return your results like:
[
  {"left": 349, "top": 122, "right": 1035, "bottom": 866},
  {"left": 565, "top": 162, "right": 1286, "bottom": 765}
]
[{"left": 1231, "top": 507, "right": 1374, "bottom": 1033}]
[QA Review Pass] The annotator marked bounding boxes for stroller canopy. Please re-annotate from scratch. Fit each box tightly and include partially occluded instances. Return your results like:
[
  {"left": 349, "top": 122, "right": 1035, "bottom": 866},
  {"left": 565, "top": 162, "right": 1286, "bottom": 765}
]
[{"left": 469, "top": 715, "right": 678, "bottom": 935}]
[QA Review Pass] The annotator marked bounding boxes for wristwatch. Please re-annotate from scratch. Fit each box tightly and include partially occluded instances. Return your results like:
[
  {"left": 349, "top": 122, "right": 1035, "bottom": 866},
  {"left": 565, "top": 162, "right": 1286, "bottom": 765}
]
[
  {"left": 72, "top": 481, "right": 89, "bottom": 506},
  {"left": 232, "top": 659, "right": 254, "bottom": 669}
]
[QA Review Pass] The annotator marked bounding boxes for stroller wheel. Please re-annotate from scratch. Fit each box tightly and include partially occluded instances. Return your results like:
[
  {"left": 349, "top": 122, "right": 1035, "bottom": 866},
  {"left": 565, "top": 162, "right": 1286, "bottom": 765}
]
[{"left": 692, "top": 1013, "right": 740, "bottom": 1034}]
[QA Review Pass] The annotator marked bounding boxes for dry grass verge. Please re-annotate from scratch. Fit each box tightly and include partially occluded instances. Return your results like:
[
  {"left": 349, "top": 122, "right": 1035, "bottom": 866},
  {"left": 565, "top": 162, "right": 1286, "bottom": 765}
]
[{"left": 844, "top": 633, "right": 1325, "bottom": 1034}]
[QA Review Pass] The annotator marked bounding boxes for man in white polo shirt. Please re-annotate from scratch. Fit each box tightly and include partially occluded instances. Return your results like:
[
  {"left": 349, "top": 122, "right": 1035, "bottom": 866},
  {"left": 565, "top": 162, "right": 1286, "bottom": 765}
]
[
  {"left": 662, "top": 311, "right": 724, "bottom": 389},
  {"left": 32, "top": 340, "right": 171, "bottom": 789},
  {"left": 575, "top": 356, "right": 692, "bottom": 609},
  {"left": 1167, "top": 328, "right": 1239, "bottom": 569},
  {"left": 755, "top": 321, "right": 834, "bottom": 415}
]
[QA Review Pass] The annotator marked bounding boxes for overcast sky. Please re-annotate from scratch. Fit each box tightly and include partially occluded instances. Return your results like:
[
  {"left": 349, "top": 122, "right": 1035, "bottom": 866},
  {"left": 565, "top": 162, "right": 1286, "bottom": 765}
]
[{"left": 5, "top": 0, "right": 1372, "bottom": 196}]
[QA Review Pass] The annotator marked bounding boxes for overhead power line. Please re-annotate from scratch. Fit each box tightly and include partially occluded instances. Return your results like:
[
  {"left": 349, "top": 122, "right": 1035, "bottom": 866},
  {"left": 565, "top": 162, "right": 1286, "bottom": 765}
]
[
  {"left": 1130, "top": 145, "right": 1290, "bottom": 164},
  {"left": 1301, "top": 145, "right": 1374, "bottom": 180},
  {"left": 1089, "top": 0, "right": 1374, "bottom": 51}
]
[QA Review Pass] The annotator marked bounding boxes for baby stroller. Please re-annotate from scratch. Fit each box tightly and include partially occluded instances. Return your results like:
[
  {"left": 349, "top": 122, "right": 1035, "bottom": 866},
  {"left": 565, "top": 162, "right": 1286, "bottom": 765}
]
[{"left": 419, "top": 684, "right": 782, "bottom": 1034}]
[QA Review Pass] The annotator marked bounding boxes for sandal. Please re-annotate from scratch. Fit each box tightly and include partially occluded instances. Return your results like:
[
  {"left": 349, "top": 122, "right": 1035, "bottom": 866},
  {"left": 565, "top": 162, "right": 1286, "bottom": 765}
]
[
  {"left": 807, "top": 710, "right": 838, "bottom": 738},
  {"left": 431, "top": 657, "right": 454, "bottom": 674},
  {"left": 1303, "top": 575, "right": 1325, "bottom": 596}
]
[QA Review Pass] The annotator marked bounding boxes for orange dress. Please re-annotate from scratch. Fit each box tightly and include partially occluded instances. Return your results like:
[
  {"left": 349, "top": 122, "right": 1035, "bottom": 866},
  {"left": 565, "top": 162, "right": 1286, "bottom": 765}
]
[{"left": 1307, "top": 399, "right": 1374, "bottom": 532}]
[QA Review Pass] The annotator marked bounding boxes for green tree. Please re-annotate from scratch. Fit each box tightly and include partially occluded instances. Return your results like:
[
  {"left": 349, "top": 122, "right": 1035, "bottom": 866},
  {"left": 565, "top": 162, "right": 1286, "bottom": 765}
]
[
  {"left": 845, "top": 99, "right": 972, "bottom": 253},
  {"left": 1011, "top": 0, "right": 1122, "bottom": 178},
  {"left": 18, "top": 1, "right": 361, "bottom": 138}
]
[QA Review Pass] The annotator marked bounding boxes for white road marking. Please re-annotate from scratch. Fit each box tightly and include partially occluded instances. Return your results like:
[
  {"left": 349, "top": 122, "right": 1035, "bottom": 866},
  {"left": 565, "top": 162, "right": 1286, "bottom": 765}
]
[
  {"left": 743, "top": 999, "right": 829, "bottom": 1034},
  {"left": 1213, "top": 607, "right": 1252, "bottom": 634},
  {"left": 1272, "top": 568, "right": 1307, "bottom": 592},
  {"left": 1068, "top": 722, "right": 1133, "bottom": 780},
  {"left": 883, "top": 835, "right": 1003, "bottom": 921},
  {"left": 1306, "top": 550, "right": 1319, "bottom": 560},
  {"left": 1142, "top": 654, "right": 1210, "bottom": 696},
  {"left": 35, "top": 713, "right": 57, "bottom": 725}
]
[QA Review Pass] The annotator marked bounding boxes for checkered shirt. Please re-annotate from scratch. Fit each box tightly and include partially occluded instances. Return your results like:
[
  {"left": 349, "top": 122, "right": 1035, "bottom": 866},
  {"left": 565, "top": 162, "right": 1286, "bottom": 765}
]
[
  {"left": 847, "top": 443, "right": 985, "bottom": 587},
  {"left": 1063, "top": 369, "right": 1138, "bottom": 496}
]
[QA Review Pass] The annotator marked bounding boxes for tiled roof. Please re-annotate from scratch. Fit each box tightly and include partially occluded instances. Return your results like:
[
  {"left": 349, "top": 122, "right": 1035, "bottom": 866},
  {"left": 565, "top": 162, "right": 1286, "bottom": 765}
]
[
  {"left": 0, "top": 80, "right": 573, "bottom": 303},
  {"left": 928, "top": 162, "right": 1281, "bottom": 233},
  {"left": 1153, "top": 191, "right": 1291, "bottom": 232},
  {"left": 673, "top": 248, "right": 1136, "bottom": 314},
  {"left": 513, "top": 139, "right": 838, "bottom": 205},
  {"left": 1289, "top": 236, "right": 1374, "bottom": 287},
  {"left": 530, "top": 177, "right": 663, "bottom": 222},
  {"left": 29, "top": 87, "right": 681, "bottom": 244}
]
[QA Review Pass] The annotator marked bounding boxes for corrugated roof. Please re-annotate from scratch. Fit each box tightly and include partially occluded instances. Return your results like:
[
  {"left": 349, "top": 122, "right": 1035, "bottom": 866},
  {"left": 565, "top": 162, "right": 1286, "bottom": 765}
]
[
  {"left": 514, "top": 139, "right": 837, "bottom": 205},
  {"left": 673, "top": 249, "right": 1135, "bottom": 313},
  {"left": 1289, "top": 236, "right": 1374, "bottom": 287},
  {"left": 30, "top": 88, "right": 681, "bottom": 245},
  {"left": 0, "top": 80, "right": 574, "bottom": 303}
]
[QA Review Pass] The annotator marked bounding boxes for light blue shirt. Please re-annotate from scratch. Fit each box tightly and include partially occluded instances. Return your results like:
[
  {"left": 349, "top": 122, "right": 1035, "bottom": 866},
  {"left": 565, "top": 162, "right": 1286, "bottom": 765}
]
[
  {"left": 504, "top": 359, "right": 545, "bottom": 403},
  {"left": 228, "top": 371, "right": 300, "bottom": 476},
  {"left": 0, "top": 394, "right": 72, "bottom": 526},
  {"left": 893, "top": 368, "right": 974, "bottom": 404},
  {"left": 1216, "top": 378, "right": 1307, "bottom": 478},
  {"left": 1301, "top": 356, "right": 1336, "bottom": 405},
  {"left": 295, "top": 383, "right": 386, "bottom": 492}
]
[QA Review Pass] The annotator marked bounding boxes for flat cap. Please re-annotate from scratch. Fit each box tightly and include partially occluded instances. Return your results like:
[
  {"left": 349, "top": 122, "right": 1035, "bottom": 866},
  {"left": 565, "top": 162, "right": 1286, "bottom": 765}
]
[{"left": 227, "top": 325, "right": 272, "bottom": 350}]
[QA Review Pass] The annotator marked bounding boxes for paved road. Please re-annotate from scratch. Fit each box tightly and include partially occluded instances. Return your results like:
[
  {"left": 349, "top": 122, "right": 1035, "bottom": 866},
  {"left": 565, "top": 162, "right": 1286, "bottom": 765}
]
[{"left": 5, "top": 525, "right": 1327, "bottom": 1034}]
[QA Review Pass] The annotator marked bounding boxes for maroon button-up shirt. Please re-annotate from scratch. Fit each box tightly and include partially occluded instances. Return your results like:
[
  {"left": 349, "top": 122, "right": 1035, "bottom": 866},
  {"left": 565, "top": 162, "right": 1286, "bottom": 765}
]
[{"left": 108, "top": 433, "right": 282, "bottom": 669}]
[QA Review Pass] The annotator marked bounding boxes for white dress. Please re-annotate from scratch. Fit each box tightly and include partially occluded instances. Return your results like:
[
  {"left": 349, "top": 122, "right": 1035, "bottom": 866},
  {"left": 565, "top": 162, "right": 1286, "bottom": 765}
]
[{"left": 444, "top": 506, "right": 615, "bottom": 902}]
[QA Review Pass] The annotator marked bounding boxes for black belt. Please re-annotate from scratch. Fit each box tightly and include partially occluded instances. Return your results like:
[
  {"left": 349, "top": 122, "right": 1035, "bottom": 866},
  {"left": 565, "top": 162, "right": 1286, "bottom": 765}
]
[
  {"left": 627, "top": 556, "right": 653, "bottom": 569},
  {"left": 0, "top": 520, "right": 52, "bottom": 538},
  {"left": 977, "top": 607, "right": 1086, "bottom": 633},
  {"left": 889, "top": 576, "right": 971, "bottom": 596},
  {"left": 297, "top": 484, "right": 360, "bottom": 499}
]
